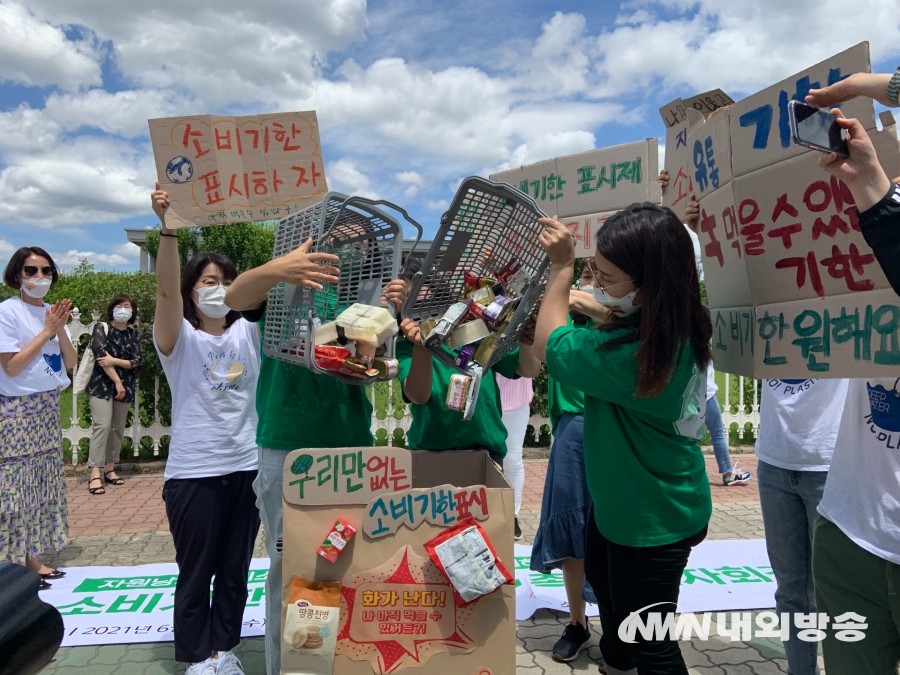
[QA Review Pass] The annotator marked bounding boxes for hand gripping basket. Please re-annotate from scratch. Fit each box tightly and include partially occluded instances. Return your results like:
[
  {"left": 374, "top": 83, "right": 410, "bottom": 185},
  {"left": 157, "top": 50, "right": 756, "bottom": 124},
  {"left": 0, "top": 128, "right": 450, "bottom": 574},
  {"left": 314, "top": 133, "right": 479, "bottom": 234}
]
[
  {"left": 402, "top": 176, "right": 549, "bottom": 379},
  {"left": 263, "top": 193, "right": 423, "bottom": 384}
]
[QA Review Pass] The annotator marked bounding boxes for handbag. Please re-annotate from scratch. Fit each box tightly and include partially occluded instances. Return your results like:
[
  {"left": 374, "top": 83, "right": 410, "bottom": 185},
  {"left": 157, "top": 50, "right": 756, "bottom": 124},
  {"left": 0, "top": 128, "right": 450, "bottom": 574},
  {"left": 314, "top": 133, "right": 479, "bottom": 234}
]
[{"left": 72, "top": 322, "right": 107, "bottom": 394}]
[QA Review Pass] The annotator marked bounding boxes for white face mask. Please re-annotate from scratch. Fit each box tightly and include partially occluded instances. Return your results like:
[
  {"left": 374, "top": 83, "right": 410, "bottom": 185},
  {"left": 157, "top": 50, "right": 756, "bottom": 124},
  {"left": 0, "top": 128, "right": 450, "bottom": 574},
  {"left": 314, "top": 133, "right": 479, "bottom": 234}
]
[
  {"left": 195, "top": 285, "right": 231, "bottom": 319},
  {"left": 579, "top": 284, "right": 594, "bottom": 293},
  {"left": 113, "top": 308, "right": 132, "bottom": 323},
  {"left": 21, "top": 277, "right": 52, "bottom": 299},
  {"left": 592, "top": 286, "right": 640, "bottom": 316}
]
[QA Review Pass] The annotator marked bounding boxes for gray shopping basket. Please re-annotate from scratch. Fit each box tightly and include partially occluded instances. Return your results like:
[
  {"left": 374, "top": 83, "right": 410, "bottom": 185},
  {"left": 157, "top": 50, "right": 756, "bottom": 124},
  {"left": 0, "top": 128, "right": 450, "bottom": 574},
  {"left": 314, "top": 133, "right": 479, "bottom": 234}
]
[
  {"left": 263, "top": 193, "right": 423, "bottom": 385},
  {"left": 402, "top": 176, "right": 549, "bottom": 376}
]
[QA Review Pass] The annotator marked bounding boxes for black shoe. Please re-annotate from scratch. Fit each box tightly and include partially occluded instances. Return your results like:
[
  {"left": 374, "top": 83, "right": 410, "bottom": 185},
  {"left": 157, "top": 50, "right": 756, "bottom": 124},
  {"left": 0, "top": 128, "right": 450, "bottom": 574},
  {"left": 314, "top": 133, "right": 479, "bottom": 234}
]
[
  {"left": 514, "top": 518, "right": 522, "bottom": 541},
  {"left": 552, "top": 620, "right": 591, "bottom": 662},
  {"left": 40, "top": 568, "right": 66, "bottom": 580},
  {"left": 38, "top": 579, "right": 52, "bottom": 591}
]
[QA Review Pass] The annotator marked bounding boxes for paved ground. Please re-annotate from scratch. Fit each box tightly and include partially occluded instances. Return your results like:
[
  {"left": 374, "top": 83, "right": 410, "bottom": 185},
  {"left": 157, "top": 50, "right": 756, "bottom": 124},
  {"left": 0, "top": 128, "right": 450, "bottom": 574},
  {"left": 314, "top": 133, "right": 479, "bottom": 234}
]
[{"left": 34, "top": 453, "right": 821, "bottom": 674}]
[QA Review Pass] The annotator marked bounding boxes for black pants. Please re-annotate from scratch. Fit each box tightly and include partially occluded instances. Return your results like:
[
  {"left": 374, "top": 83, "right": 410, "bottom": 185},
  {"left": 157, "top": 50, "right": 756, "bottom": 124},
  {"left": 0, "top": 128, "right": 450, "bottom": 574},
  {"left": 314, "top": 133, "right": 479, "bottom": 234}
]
[
  {"left": 162, "top": 470, "right": 261, "bottom": 663},
  {"left": 584, "top": 506, "right": 707, "bottom": 675}
]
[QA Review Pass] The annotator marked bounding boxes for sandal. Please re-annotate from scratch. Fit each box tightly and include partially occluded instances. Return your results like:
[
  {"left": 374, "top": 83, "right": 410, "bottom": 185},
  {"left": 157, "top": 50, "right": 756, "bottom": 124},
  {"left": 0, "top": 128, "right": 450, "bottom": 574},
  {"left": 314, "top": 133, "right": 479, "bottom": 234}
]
[
  {"left": 104, "top": 471, "right": 125, "bottom": 486},
  {"left": 89, "top": 477, "right": 105, "bottom": 495}
]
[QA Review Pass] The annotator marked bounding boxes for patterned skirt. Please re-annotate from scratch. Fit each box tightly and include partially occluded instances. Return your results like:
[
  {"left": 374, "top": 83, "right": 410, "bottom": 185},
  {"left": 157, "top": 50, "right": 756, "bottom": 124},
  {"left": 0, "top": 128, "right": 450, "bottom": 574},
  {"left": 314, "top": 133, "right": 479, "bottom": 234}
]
[{"left": 0, "top": 390, "right": 68, "bottom": 565}]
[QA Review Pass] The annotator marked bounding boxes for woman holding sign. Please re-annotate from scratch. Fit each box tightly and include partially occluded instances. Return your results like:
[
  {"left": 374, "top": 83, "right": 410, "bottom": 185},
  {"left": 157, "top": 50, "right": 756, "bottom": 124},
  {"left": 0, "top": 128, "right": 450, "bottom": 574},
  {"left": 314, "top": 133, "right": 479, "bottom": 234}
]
[
  {"left": 151, "top": 184, "right": 262, "bottom": 675},
  {"left": 535, "top": 204, "right": 712, "bottom": 674}
]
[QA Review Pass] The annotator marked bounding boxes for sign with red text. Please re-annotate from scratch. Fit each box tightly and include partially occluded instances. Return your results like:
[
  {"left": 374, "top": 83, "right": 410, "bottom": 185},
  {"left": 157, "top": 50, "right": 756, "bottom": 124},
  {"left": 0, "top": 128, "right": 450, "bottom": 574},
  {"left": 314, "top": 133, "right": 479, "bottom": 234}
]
[
  {"left": 281, "top": 449, "right": 515, "bottom": 674},
  {"left": 490, "top": 139, "right": 660, "bottom": 255},
  {"left": 660, "top": 90, "right": 734, "bottom": 222},
  {"left": 689, "top": 42, "right": 900, "bottom": 378},
  {"left": 149, "top": 111, "right": 328, "bottom": 228}
]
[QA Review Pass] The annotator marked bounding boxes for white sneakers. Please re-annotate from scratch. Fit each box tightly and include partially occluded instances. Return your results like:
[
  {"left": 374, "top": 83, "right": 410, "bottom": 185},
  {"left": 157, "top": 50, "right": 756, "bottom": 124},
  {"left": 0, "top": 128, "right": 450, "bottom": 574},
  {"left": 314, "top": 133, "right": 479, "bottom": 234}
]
[
  {"left": 185, "top": 658, "right": 217, "bottom": 675},
  {"left": 184, "top": 651, "right": 244, "bottom": 675},
  {"left": 214, "top": 651, "right": 245, "bottom": 675}
]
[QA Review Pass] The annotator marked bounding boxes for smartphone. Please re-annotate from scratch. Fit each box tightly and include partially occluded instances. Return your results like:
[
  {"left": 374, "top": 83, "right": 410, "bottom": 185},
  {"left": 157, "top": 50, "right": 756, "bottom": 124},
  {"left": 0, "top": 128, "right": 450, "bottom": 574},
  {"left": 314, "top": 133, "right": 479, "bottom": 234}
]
[{"left": 788, "top": 101, "right": 849, "bottom": 157}]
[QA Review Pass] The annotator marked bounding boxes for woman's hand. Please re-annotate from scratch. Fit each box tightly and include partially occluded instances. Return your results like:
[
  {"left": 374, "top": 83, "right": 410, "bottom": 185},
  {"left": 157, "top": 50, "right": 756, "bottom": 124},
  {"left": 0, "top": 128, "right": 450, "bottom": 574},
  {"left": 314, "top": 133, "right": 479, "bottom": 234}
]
[
  {"left": 96, "top": 354, "right": 117, "bottom": 368},
  {"left": 399, "top": 317, "right": 423, "bottom": 345},
  {"left": 114, "top": 382, "right": 126, "bottom": 401},
  {"left": 275, "top": 238, "right": 341, "bottom": 290},
  {"left": 816, "top": 114, "right": 892, "bottom": 212},
  {"left": 538, "top": 216, "right": 576, "bottom": 266},
  {"left": 806, "top": 72, "right": 894, "bottom": 108},
  {"left": 381, "top": 279, "right": 411, "bottom": 313},
  {"left": 44, "top": 300, "right": 72, "bottom": 337},
  {"left": 151, "top": 182, "right": 170, "bottom": 224}
]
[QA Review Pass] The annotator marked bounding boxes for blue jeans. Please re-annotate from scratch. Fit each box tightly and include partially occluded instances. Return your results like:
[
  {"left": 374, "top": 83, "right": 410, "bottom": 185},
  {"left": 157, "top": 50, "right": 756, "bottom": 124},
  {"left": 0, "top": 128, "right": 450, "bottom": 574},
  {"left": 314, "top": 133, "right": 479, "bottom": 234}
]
[
  {"left": 253, "top": 448, "right": 287, "bottom": 675},
  {"left": 757, "top": 460, "right": 828, "bottom": 675},
  {"left": 705, "top": 396, "right": 733, "bottom": 474}
]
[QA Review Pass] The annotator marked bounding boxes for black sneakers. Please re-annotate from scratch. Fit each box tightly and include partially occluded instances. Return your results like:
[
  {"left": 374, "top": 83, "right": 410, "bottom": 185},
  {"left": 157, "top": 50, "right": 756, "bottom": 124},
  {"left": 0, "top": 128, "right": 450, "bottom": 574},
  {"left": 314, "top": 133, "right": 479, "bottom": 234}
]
[
  {"left": 514, "top": 517, "right": 522, "bottom": 541},
  {"left": 552, "top": 620, "right": 591, "bottom": 662}
]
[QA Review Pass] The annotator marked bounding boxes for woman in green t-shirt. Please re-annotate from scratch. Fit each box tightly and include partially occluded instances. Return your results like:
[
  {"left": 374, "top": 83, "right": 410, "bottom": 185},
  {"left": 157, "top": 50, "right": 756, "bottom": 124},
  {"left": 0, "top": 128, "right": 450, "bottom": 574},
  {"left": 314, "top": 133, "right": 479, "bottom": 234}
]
[{"left": 535, "top": 203, "right": 713, "bottom": 675}]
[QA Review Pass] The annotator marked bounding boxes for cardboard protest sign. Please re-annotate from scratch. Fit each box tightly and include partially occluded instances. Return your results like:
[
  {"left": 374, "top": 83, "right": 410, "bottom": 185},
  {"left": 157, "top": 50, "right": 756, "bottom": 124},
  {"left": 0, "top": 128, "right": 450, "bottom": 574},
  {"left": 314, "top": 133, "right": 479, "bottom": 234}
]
[
  {"left": 490, "top": 140, "right": 660, "bottom": 257},
  {"left": 660, "top": 90, "right": 734, "bottom": 221},
  {"left": 690, "top": 42, "right": 900, "bottom": 378},
  {"left": 148, "top": 112, "right": 328, "bottom": 229},
  {"left": 281, "top": 448, "right": 514, "bottom": 675}
]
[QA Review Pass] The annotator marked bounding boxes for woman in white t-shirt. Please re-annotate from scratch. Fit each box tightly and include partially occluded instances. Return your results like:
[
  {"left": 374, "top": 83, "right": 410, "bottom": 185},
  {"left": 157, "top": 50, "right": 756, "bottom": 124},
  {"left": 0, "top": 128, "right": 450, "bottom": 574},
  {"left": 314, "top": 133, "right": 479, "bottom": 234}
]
[
  {"left": 0, "top": 246, "right": 76, "bottom": 590},
  {"left": 151, "top": 186, "right": 261, "bottom": 675}
]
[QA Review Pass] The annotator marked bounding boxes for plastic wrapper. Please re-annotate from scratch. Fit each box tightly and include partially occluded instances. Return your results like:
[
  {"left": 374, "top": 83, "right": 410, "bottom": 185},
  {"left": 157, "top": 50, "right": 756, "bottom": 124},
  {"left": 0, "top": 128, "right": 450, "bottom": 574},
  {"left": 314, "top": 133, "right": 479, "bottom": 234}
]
[{"left": 423, "top": 517, "right": 513, "bottom": 606}]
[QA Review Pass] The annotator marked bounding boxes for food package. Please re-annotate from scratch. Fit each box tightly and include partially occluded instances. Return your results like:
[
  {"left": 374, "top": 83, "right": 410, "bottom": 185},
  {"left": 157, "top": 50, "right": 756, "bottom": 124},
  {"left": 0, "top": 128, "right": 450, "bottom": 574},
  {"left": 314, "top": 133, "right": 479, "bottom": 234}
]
[
  {"left": 423, "top": 517, "right": 513, "bottom": 605},
  {"left": 282, "top": 578, "right": 342, "bottom": 675},
  {"left": 335, "top": 303, "right": 398, "bottom": 348}
]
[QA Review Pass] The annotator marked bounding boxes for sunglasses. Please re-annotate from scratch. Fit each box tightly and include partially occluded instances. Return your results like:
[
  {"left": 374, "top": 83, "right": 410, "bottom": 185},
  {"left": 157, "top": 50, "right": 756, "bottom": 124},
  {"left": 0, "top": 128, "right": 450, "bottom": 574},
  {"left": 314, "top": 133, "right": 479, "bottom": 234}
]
[{"left": 23, "top": 266, "right": 54, "bottom": 277}]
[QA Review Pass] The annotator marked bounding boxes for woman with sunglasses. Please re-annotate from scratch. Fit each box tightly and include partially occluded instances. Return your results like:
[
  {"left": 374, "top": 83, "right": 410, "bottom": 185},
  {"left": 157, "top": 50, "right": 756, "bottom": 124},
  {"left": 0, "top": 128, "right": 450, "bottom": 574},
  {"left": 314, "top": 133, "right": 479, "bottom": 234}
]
[
  {"left": 0, "top": 247, "right": 76, "bottom": 589},
  {"left": 536, "top": 204, "right": 713, "bottom": 675}
]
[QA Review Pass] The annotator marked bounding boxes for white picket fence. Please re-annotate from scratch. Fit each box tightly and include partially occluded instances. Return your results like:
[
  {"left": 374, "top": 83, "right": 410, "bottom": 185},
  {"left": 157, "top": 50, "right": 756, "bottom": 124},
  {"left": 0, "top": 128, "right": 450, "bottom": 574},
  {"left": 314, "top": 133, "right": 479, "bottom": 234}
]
[{"left": 62, "top": 312, "right": 761, "bottom": 465}]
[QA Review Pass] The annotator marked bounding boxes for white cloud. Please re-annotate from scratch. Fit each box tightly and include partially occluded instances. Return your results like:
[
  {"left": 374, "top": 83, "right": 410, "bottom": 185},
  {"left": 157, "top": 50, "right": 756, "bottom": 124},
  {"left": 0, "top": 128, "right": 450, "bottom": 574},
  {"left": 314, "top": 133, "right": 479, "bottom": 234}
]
[
  {"left": 53, "top": 247, "right": 131, "bottom": 268},
  {"left": 326, "top": 158, "right": 378, "bottom": 199},
  {"left": 43, "top": 88, "right": 190, "bottom": 138},
  {"left": 395, "top": 170, "right": 424, "bottom": 198},
  {"left": 0, "top": 1, "right": 101, "bottom": 90},
  {"left": 0, "top": 135, "right": 152, "bottom": 227}
]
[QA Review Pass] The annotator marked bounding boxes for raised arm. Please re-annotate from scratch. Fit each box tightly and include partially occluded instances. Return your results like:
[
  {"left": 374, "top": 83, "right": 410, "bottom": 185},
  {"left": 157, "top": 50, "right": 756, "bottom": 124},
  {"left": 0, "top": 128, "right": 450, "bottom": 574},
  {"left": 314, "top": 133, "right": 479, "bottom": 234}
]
[
  {"left": 534, "top": 217, "right": 576, "bottom": 362},
  {"left": 224, "top": 238, "right": 341, "bottom": 311},
  {"left": 398, "top": 318, "right": 433, "bottom": 404},
  {"left": 151, "top": 183, "right": 183, "bottom": 356}
]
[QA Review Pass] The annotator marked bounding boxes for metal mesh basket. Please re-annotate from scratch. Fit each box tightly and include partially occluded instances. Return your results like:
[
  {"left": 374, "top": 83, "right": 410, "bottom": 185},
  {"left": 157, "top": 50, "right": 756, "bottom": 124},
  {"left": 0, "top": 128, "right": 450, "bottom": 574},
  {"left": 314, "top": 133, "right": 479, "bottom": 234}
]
[
  {"left": 402, "top": 176, "right": 549, "bottom": 376},
  {"left": 263, "top": 193, "right": 422, "bottom": 384}
]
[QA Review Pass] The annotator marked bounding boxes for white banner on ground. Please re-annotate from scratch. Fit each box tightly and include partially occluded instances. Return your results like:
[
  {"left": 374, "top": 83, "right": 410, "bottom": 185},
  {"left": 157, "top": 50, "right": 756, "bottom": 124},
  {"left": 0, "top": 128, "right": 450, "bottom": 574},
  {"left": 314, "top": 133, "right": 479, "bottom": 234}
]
[
  {"left": 47, "top": 539, "right": 774, "bottom": 646},
  {"left": 514, "top": 538, "right": 775, "bottom": 621},
  {"left": 45, "top": 560, "right": 269, "bottom": 647}
]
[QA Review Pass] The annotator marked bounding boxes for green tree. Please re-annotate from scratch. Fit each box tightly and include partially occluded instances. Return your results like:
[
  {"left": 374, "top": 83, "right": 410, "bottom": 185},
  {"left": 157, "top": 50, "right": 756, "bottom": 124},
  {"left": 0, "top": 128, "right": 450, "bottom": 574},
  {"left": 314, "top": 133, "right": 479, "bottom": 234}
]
[{"left": 143, "top": 221, "right": 276, "bottom": 273}]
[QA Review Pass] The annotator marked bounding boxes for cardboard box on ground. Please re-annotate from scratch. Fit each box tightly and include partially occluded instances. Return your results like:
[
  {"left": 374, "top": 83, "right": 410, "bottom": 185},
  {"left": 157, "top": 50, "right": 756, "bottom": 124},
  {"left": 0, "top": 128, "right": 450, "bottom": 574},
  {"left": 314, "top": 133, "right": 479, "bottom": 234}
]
[
  {"left": 661, "top": 42, "right": 900, "bottom": 379},
  {"left": 280, "top": 447, "right": 515, "bottom": 675}
]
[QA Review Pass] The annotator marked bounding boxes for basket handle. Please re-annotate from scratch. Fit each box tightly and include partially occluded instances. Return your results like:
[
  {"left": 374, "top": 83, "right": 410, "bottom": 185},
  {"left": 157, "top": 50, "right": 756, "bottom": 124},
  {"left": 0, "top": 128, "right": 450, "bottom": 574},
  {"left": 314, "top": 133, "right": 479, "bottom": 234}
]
[{"left": 324, "top": 195, "right": 427, "bottom": 318}]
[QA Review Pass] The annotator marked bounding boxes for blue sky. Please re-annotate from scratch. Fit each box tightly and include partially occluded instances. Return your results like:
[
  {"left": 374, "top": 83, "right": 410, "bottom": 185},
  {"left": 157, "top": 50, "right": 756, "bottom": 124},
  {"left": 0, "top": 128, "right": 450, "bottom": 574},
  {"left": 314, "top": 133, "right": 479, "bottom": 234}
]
[{"left": 0, "top": 0, "right": 898, "bottom": 271}]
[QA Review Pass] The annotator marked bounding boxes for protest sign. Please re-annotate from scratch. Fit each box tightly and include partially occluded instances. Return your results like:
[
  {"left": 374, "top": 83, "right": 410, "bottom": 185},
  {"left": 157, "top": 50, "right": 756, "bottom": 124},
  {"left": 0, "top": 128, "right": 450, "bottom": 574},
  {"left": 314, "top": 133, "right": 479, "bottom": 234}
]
[
  {"left": 660, "top": 90, "right": 734, "bottom": 222},
  {"left": 149, "top": 111, "right": 328, "bottom": 228},
  {"left": 687, "top": 42, "right": 900, "bottom": 378},
  {"left": 491, "top": 140, "right": 660, "bottom": 256},
  {"left": 281, "top": 448, "right": 514, "bottom": 674}
]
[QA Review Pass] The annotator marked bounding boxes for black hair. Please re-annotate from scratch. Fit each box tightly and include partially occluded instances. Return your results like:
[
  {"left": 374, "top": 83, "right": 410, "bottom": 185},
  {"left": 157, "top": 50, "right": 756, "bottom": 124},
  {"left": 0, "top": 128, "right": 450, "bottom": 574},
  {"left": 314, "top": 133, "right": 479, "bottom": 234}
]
[
  {"left": 180, "top": 251, "right": 240, "bottom": 329},
  {"left": 107, "top": 293, "right": 138, "bottom": 325},
  {"left": 595, "top": 202, "right": 712, "bottom": 397},
  {"left": 3, "top": 246, "right": 60, "bottom": 289}
]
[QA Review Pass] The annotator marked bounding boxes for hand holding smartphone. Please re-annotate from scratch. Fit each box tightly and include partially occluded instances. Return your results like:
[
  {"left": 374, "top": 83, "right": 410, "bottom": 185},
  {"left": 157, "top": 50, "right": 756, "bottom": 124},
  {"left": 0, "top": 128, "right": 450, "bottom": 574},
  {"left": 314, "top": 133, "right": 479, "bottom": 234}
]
[{"left": 788, "top": 101, "right": 849, "bottom": 157}]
